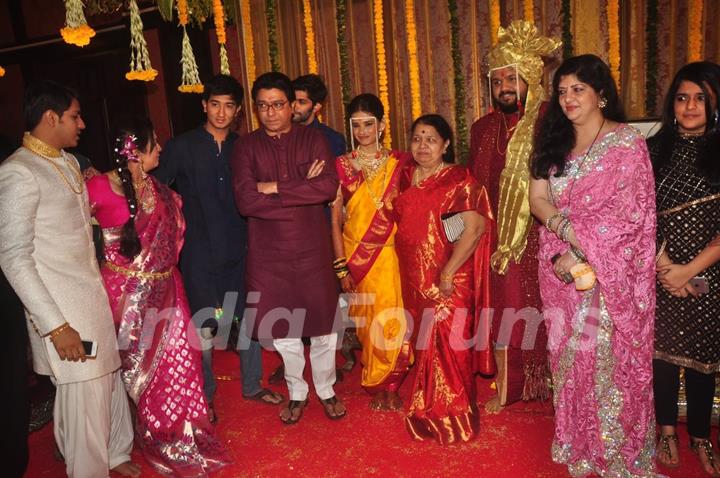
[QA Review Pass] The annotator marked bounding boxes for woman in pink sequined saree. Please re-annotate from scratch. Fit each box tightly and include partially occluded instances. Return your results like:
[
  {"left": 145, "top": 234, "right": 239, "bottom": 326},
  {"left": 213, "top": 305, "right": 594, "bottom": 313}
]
[
  {"left": 87, "top": 118, "right": 229, "bottom": 477},
  {"left": 530, "top": 55, "right": 657, "bottom": 477}
]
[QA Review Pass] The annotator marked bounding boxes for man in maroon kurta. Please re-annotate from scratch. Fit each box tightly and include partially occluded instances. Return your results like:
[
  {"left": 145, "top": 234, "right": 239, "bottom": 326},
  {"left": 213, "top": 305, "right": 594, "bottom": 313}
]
[
  {"left": 469, "top": 65, "right": 550, "bottom": 412},
  {"left": 231, "top": 72, "right": 345, "bottom": 424}
]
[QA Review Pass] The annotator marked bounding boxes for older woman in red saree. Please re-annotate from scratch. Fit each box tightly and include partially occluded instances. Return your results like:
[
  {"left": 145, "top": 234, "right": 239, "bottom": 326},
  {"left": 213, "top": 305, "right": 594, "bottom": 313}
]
[
  {"left": 394, "top": 115, "right": 495, "bottom": 444},
  {"left": 87, "top": 118, "right": 228, "bottom": 477},
  {"left": 331, "top": 94, "right": 411, "bottom": 410}
]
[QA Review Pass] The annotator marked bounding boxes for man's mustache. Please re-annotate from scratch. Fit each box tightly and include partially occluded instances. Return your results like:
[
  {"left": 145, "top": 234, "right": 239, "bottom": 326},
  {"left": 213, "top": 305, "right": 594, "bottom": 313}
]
[{"left": 498, "top": 91, "right": 517, "bottom": 98}]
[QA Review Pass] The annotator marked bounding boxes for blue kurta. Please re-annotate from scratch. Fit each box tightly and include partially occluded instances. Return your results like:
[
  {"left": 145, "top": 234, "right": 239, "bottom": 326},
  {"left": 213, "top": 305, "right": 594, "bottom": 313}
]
[{"left": 154, "top": 126, "right": 248, "bottom": 317}]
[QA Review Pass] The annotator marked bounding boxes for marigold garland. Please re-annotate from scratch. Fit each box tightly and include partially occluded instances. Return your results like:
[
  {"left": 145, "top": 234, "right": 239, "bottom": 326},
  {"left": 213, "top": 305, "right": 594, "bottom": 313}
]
[
  {"left": 239, "top": 0, "right": 257, "bottom": 129},
  {"left": 448, "top": 0, "right": 468, "bottom": 161},
  {"left": 561, "top": 0, "right": 572, "bottom": 59},
  {"left": 687, "top": 0, "right": 703, "bottom": 62},
  {"left": 266, "top": 0, "right": 280, "bottom": 72},
  {"left": 177, "top": 0, "right": 204, "bottom": 93},
  {"left": 0, "top": 66, "right": 5, "bottom": 78},
  {"left": 606, "top": 0, "right": 620, "bottom": 91},
  {"left": 405, "top": 0, "right": 421, "bottom": 119},
  {"left": 302, "top": 0, "right": 319, "bottom": 74},
  {"left": 524, "top": 0, "right": 534, "bottom": 23},
  {"left": 125, "top": 0, "right": 158, "bottom": 82},
  {"left": 61, "top": 0, "right": 96, "bottom": 47},
  {"left": 212, "top": 0, "right": 230, "bottom": 74},
  {"left": 335, "top": 0, "right": 351, "bottom": 139},
  {"left": 489, "top": 0, "right": 500, "bottom": 45},
  {"left": 373, "top": 0, "right": 391, "bottom": 148}
]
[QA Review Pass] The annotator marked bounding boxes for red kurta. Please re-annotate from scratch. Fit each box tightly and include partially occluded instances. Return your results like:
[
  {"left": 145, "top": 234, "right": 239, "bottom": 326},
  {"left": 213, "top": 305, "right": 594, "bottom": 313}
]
[
  {"left": 231, "top": 125, "right": 339, "bottom": 340},
  {"left": 468, "top": 108, "right": 549, "bottom": 404}
]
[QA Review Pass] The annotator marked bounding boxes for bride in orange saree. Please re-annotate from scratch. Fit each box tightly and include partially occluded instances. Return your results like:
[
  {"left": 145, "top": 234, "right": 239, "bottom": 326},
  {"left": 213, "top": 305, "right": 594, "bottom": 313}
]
[{"left": 331, "top": 94, "right": 411, "bottom": 410}]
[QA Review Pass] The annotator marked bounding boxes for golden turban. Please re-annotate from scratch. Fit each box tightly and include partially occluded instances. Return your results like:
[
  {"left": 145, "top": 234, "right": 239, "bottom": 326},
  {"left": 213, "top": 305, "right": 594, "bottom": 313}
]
[{"left": 488, "top": 20, "right": 561, "bottom": 275}]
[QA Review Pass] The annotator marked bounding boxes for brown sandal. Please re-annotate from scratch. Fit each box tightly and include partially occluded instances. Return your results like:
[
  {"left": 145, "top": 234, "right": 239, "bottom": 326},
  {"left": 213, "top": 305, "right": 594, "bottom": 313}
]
[
  {"left": 690, "top": 438, "right": 720, "bottom": 476},
  {"left": 319, "top": 396, "right": 346, "bottom": 420},
  {"left": 279, "top": 399, "right": 308, "bottom": 425},
  {"left": 657, "top": 433, "right": 679, "bottom": 468}
]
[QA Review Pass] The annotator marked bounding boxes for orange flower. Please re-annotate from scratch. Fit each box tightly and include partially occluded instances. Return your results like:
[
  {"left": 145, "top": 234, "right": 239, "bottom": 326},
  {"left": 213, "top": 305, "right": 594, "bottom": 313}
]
[
  {"left": 406, "top": 0, "right": 421, "bottom": 119},
  {"left": 0, "top": 66, "right": 5, "bottom": 77},
  {"left": 213, "top": 0, "right": 226, "bottom": 45},
  {"left": 374, "top": 0, "right": 391, "bottom": 147},
  {"left": 490, "top": 0, "right": 500, "bottom": 45},
  {"left": 177, "top": 0, "right": 189, "bottom": 27},
  {"left": 303, "top": 0, "right": 318, "bottom": 73},
  {"left": 524, "top": 0, "right": 534, "bottom": 24},
  {"left": 687, "top": 0, "right": 703, "bottom": 62},
  {"left": 60, "top": 24, "right": 96, "bottom": 47}
]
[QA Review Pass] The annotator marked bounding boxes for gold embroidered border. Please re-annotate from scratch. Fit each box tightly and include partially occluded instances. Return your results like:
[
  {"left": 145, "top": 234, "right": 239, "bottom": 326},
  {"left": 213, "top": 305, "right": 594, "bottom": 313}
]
[
  {"left": 657, "top": 193, "right": 720, "bottom": 217},
  {"left": 104, "top": 261, "right": 172, "bottom": 280},
  {"left": 653, "top": 350, "right": 720, "bottom": 374}
]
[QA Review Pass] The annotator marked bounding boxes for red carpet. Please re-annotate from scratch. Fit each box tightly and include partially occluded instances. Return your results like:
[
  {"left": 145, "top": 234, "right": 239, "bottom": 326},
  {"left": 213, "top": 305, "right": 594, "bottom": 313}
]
[{"left": 26, "top": 350, "right": 713, "bottom": 477}]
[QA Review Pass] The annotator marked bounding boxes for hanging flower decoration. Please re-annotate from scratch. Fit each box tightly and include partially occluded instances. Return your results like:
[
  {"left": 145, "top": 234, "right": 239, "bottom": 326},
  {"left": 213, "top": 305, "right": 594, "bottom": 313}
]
[
  {"left": 489, "top": 0, "right": 501, "bottom": 45},
  {"left": 524, "top": 0, "right": 534, "bottom": 23},
  {"left": 336, "top": 0, "right": 351, "bottom": 139},
  {"left": 560, "top": 0, "right": 572, "bottom": 59},
  {"left": 266, "top": 0, "right": 281, "bottom": 72},
  {"left": 302, "top": 0, "right": 319, "bottom": 74},
  {"left": 406, "top": 0, "right": 421, "bottom": 119},
  {"left": 177, "top": 0, "right": 204, "bottom": 93},
  {"left": 373, "top": 0, "right": 391, "bottom": 148},
  {"left": 607, "top": 0, "right": 620, "bottom": 91},
  {"left": 239, "top": 0, "right": 257, "bottom": 129},
  {"left": 687, "top": 0, "right": 703, "bottom": 62},
  {"left": 61, "top": 0, "right": 96, "bottom": 47},
  {"left": 212, "top": 0, "right": 230, "bottom": 75},
  {"left": 0, "top": 66, "right": 5, "bottom": 78},
  {"left": 448, "top": 0, "right": 468, "bottom": 161},
  {"left": 125, "top": 0, "right": 158, "bottom": 82}
]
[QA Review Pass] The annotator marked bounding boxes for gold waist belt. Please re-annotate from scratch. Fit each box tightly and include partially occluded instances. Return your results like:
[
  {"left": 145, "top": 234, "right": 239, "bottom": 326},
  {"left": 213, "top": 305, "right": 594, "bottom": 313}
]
[{"left": 104, "top": 261, "right": 172, "bottom": 280}]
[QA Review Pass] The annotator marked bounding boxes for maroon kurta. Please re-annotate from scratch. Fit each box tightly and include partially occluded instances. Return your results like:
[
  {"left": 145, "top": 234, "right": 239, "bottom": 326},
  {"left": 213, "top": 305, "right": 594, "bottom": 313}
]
[
  {"left": 231, "top": 125, "right": 339, "bottom": 340},
  {"left": 468, "top": 108, "right": 549, "bottom": 404}
]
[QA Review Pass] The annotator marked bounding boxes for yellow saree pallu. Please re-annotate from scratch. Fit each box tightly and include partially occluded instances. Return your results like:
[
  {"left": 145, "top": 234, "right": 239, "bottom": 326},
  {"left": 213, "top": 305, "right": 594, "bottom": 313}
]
[{"left": 338, "top": 151, "right": 411, "bottom": 389}]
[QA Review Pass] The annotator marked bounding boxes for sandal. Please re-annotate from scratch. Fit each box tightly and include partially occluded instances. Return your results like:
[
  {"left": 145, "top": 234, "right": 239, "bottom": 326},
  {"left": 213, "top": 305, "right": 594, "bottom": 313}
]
[
  {"left": 656, "top": 433, "right": 679, "bottom": 468},
  {"left": 690, "top": 438, "right": 720, "bottom": 476},
  {"left": 319, "top": 395, "right": 346, "bottom": 420},
  {"left": 208, "top": 402, "right": 218, "bottom": 424},
  {"left": 279, "top": 399, "right": 308, "bottom": 425},
  {"left": 243, "top": 388, "right": 285, "bottom": 405}
]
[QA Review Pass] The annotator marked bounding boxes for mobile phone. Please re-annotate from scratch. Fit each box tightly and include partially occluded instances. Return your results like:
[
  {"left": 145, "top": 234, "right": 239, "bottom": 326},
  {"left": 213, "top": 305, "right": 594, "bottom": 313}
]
[
  {"left": 82, "top": 340, "right": 98, "bottom": 358},
  {"left": 690, "top": 276, "right": 709, "bottom": 295}
]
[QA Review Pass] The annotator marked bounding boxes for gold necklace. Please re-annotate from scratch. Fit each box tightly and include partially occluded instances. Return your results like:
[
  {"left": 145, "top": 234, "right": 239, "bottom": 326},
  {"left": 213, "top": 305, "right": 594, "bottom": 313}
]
[
  {"left": 111, "top": 172, "right": 156, "bottom": 214},
  {"left": 22, "top": 133, "right": 83, "bottom": 195},
  {"left": 353, "top": 149, "right": 390, "bottom": 209},
  {"left": 412, "top": 162, "right": 445, "bottom": 186},
  {"left": 495, "top": 113, "right": 517, "bottom": 156}
]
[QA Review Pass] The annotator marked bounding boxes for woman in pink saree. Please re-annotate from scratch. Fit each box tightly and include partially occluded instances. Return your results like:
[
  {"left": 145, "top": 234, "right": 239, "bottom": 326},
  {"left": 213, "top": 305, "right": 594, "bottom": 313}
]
[
  {"left": 87, "top": 118, "right": 229, "bottom": 477},
  {"left": 530, "top": 55, "right": 656, "bottom": 476}
]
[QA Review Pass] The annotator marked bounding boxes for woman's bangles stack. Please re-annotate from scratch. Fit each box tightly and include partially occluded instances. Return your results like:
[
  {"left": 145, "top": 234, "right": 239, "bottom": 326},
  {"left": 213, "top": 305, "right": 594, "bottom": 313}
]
[
  {"left": 333, "top": 256, "right": 350, "bottom": 279},
  {"left": 546, "top": 213, "right": 596, "bottom": 291}
]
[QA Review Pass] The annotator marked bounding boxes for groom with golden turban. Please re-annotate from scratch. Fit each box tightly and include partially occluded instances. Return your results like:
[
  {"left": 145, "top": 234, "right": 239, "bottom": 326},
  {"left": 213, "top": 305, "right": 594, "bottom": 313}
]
[{"left": 468, "top": 20, "right": 560, "bottom": 412}]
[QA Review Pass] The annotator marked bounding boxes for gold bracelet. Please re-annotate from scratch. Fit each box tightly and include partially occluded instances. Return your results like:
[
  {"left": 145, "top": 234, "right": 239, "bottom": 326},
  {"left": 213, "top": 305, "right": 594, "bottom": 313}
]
[
  {"left": 48, "top": 322, "right": 70, "bottom": 341},
  {"left": 440, "top": 272, "right": 455, "bottom": 282},
  {"left": 336, "top": 269, "right": 350, "bottom": 279}
]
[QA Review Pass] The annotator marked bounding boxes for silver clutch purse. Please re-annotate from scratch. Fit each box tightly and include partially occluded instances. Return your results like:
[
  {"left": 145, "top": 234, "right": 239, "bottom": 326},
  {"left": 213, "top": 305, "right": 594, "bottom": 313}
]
[{"left": 441, "top": 213, "right": 465, "bottom": 243}]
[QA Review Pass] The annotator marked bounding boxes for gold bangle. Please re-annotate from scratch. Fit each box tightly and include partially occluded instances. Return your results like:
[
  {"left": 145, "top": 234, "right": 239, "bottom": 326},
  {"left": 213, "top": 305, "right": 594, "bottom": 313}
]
[
  {"left": 336, "top": 269, "right": 350, "bottom": 279},
  {"left": 48, "top": 322, "right": 70, "bottom": 341},
  {"left": 440, "top": 273, "right": 455, "bottom": 282}
]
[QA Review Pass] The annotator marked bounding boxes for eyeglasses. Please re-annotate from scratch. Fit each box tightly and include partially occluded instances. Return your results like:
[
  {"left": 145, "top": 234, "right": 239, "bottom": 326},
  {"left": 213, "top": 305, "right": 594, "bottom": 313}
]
[{"left": 255, "top": 100, "right": 289, "bottom": 112}]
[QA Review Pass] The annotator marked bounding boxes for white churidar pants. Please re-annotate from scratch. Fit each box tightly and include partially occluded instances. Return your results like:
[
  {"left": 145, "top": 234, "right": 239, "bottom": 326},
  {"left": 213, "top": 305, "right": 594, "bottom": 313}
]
[{"left": 273, "top": 333, "right": 338, "bottom": 401}]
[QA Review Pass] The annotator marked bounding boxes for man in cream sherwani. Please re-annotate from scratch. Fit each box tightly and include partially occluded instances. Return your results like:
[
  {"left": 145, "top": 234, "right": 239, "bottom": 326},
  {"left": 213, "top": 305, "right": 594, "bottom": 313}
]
[{"left": 0, "top": 81, "right": 140, "bottom": 478}]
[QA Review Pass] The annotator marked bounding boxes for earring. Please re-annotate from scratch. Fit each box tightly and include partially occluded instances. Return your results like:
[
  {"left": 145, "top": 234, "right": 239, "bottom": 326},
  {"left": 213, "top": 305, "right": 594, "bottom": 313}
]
[
  {"left": 673, "top": 117, "right": 678, "bottom": 127},
  {"left": 140, "top": 161, "right": 148, "bottom": 179},
  {"left": 598, "top": 97, "right": 608, "bottom": 109},
  {"left": 714, "top": 110, "right": 719, "bottom": 126}
]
